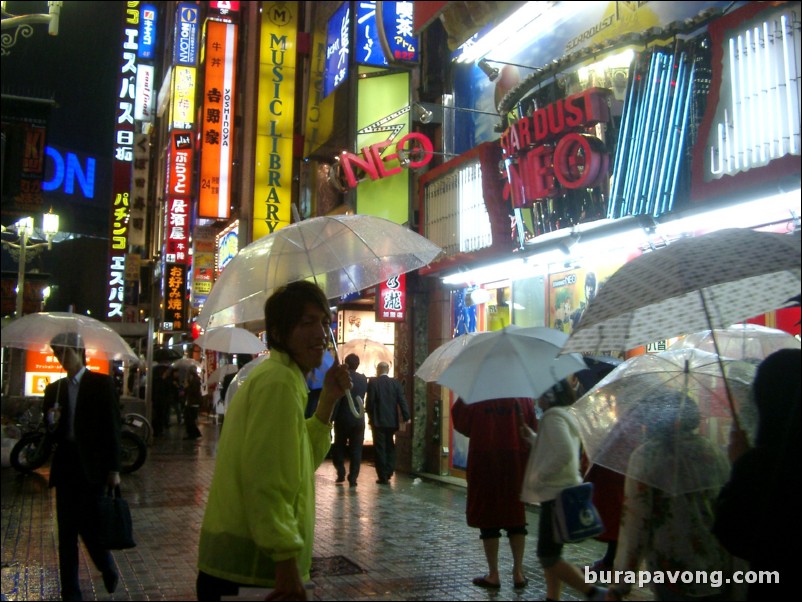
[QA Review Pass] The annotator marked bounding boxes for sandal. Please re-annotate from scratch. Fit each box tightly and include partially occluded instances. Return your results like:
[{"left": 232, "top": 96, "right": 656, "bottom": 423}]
[{"left": 472, "top": 576, "right": 501, "bottom": 589}]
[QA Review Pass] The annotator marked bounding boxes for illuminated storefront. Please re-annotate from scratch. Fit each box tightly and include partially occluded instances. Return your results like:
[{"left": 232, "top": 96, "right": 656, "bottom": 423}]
[{"left": 416, "top": 0, "right": 801, "bottom": 477}]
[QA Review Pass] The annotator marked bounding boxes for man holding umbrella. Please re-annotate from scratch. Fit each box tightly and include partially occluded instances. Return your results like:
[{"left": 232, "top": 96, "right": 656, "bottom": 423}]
[{"left": 43, "top": 332, "right": 122, "bottom": 601}]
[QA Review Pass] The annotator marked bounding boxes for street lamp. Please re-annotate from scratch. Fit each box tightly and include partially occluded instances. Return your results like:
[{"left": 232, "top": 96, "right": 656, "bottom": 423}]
[
  {"left": 1, "top": 209, "right": 60, "bottom": 317},
  {"left": 1, "top": 1, "right": 62, "bottom": 55}
]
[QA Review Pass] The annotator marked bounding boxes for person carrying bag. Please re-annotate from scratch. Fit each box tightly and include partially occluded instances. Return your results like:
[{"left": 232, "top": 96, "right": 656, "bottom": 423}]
[
  {"left": 520, "top": 380, "right": 607, "bottom": 602},
  {"left": 96, "top": 485, "right": 136, "bottom": 550}
]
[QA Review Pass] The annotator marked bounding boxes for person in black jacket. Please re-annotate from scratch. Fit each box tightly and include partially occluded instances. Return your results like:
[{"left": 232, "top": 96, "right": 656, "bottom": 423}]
[
  {"left": 43, "top": 332, "right": 122, "bottom": 601},
  {"left": 332, "top": 353, "right": 368, "bottom": 488},
  {"left": 365, "top": 361, "right": 410, "bottom": 484},
  {"left": 713, "top": 348, "right": 801, "bottom": 600}
]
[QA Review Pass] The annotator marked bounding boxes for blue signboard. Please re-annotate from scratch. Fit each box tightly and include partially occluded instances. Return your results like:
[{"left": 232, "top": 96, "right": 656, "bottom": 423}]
[
  {"left": 173, "top": 3, "right": 199, "bottom": 66},
  {"left": 139, "top": 4, "right": 158, "bottom": 60},
  {"left": 323, "top": 2, "right": 350, "bottom": 98},
  {"left": 355, "top": 1, "right": 418, "bottom": 66}
]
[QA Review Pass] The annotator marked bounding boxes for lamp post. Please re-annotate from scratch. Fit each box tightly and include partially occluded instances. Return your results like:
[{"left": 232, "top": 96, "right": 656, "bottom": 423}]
[{"left": 2, "top": 209, "right": 60, "bottom": 317}]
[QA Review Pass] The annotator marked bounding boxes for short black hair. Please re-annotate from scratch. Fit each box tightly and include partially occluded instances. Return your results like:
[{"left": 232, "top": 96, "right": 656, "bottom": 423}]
[
  {"left": 264, "top": 281, "right": 330, "bottom": 353},
  {"left": 344, "top": 353, "right": 360, "bottom": 370}
]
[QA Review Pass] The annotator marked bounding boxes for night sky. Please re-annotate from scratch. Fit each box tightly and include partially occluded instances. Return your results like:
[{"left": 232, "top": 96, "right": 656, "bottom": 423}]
[
  {"left": 3, "top": 2, "right": 126, "bottom": 316},
  {"left": 3, "top": 1, "right": 125, "bottom": 235}
]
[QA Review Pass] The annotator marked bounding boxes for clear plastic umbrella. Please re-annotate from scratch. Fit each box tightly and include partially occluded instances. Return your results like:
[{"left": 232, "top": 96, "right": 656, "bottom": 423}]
[
  {"left": 223, "top": 354, "right": 270, "bottom": 412},
  {"left": 1, "top": 311, "right": 137, "bottom": 360},
  {"left": 195, "top": 326, "right": 266, "bottom": 354},
  {"left": 570, "top": 348, "right": 758, "bottom": 495},
  {"left": 669, "top": 323, "right": 800, "bottom": 362},
  {"left": 196, "top": 214, "right": 443, "bottom": 329},
  {"left": 339, "top": 338, "right": 393, "bottom": 377}
]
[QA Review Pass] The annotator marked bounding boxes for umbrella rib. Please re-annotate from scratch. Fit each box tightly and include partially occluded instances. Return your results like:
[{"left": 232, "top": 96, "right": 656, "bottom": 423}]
[{"left": 698, "top": 289, "right": 741, "bottom": 431}]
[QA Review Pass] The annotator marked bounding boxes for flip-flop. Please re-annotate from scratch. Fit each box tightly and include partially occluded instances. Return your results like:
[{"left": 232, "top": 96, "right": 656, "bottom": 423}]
[
  {"left": 472, "top": 577, "right": 501, "bottom": 589},
  {"left": 514, "top": 578, "right": 529, "bottom": 589}
]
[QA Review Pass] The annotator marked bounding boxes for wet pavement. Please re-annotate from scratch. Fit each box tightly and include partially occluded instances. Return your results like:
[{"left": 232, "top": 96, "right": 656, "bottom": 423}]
[{"left": 1, "top": 417, "right": 654, "bottom": 601}]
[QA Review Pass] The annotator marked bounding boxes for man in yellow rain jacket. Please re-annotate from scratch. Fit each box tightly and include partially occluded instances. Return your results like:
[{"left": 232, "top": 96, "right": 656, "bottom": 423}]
[{"left": 197, "top": 282, "right": 351, "bottom": 601}]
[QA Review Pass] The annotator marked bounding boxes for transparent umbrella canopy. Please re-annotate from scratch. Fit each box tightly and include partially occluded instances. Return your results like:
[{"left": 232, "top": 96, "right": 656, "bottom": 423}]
[
  {"left": 197, "top": 214, "right": 443, "bottom": 329},
  {"left": 669, "top": 323, "right": 800, "bottom": 362},
  {"left": 570, "top": 348, "right": 758, "bottom": 495},
  {"left": 1, "top": 311, "right": 137, "bottom": 360}
]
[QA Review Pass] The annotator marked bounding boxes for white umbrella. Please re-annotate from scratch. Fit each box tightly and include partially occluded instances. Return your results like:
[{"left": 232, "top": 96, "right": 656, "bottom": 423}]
[
  {"left": 196, "top": 214, "right": 443, "bottom": 329},
  {"left": 1, "top": 311, "right": 137, "bottom": 360},
  {"left": 195, "top": 326, "right": 266, "bottom": 354},
  {"left": 562, "top": 228, "right": 800, "bottom": 426},
  {"left": 207, "top": 363, "right": 239, "bottom": 385},
  {"left": 437, "top": 325, "right": 587, "bottom": 404},
  {"left": 564, "top": 228, "right": 800, "bottom": 354},
  {"left": 415, "top": 332, "right": 481, "bottom": 382}
]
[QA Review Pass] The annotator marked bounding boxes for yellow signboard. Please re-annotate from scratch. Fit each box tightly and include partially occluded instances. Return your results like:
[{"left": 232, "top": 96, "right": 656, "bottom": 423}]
[{"left": 253, "top": 1, "right": 297, "bottom": 240}]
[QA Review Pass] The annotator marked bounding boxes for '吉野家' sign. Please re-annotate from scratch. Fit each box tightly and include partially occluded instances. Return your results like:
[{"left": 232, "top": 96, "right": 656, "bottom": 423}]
[{"left": 500, "top": 87, "right": 611, "bottom": 208}]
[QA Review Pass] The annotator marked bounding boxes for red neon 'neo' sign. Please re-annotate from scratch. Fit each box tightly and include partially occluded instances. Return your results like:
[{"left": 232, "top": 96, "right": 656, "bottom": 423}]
[
  {"left": 338, "top": 132, "right": 434, "bottom": 189},
  {"left": 500, "top": 87, "right": 611, "bottom": 208}
]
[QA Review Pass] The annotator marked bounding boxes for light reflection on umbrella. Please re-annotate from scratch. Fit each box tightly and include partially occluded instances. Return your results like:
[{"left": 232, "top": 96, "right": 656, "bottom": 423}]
[
  {"left": 669, "top": 323, "right": 800, "bottom": 362},
  {"left": 570, "top": 348, "right": 757, "bottom": 495},
  {"left": 437, "top": 326, "right": 587, "bottom": 404},
  {"left": 340, "top": 338, "right": 393, "bottom": 377},
  {"left": 1, "top": 311, "right": 137, "bottom": 360}
]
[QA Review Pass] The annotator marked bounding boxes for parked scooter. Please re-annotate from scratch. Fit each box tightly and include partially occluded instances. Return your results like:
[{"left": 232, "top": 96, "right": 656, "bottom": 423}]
[{"left": 10, "top": 408, "right": 147, "bottom": 474}]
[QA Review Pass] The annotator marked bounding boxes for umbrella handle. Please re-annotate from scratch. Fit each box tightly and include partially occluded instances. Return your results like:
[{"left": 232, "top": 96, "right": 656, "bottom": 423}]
[{"left": 329, "top": 327, "right": 365, "bottom": 420}]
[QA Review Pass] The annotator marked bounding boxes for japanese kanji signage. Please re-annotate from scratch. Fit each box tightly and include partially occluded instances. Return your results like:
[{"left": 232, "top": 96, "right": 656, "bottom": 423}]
[
  {"left": 106, "top": 3, "right": 139, "bottom": 320},
  {"left": 376, "top": 274, "right": 406, "bottom": 322},
  {"left": 199, "top": 20, "right": 238, "bottom": 219}
]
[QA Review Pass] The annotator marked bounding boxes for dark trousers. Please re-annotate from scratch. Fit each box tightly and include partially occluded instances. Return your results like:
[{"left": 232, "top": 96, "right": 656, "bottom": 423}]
[
  {"left": 371, "top": 427, "right": 397, "bottom": 481},
  {"left": 332, "top": 423, "right": 365, "bottom": 484},
  {"left": 54, "top": 443, "right": 115, "bottom": 601},
  {"left": 184, "top": 405, "right": 202, "bottom": 438},
  {"left": 196, "top": 571, "right": 244, "bottom": 602}
]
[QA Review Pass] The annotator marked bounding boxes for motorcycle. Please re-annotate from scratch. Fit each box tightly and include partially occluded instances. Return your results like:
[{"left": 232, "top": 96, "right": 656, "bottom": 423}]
[{"left": 10, "top": 408, "right": 148, "bottom": 474}]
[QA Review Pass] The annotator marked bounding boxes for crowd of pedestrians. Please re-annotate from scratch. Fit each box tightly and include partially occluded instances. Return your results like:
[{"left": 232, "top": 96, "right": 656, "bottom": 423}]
[{"left": 24, "top": 283, "right": 798, "bottom": 601}]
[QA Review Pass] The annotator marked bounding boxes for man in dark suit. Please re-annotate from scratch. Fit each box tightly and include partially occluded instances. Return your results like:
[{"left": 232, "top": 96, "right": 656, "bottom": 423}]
[
  {"left": 332, "top": 353, "right": 368, "bottom": 487},
  {"left": 366, "top": 361, "right": 410, "bottom": 485},
  {"left": 43, "top": 332, "right": 122, "bottom": 601}
]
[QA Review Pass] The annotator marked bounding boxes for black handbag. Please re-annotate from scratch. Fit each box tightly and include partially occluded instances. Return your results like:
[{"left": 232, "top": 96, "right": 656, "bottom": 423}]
[{"left": 96, "top": 485, "right": 136, "bottom": 550}]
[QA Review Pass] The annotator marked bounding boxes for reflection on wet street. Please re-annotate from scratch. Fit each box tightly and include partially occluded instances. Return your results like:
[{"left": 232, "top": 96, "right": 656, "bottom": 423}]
[{"left": 2, "top": 418, "right": 652, "bottom": 601}]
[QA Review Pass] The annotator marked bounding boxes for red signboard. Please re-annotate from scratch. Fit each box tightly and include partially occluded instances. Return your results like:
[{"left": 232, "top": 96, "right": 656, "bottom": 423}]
[{"left": 376, "top": 274, "right": 406, "bottom": 322}]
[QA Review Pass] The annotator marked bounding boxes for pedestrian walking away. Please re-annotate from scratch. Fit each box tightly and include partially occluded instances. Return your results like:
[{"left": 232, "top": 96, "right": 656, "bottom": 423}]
[
  {"left": 43, "top": 332, "right": 122, "bottom": 602},
  {"left": 520, "top": 380, "right": 607, "bottom": 602},
  {"left": 332, "top": 353, "right": 368, "bottom": 488},
  {"left": 452, "top": 396, "right": 538, "bottom": 590},
  {"left": 365, "top": 361, "right": 410, "bottom": 484}
]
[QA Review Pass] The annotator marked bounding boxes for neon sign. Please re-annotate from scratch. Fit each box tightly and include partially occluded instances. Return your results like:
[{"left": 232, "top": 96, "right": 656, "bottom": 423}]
[
  {"left": 499, "top": 87, "right": 612, "bottom": 208},
  {"left": 334, "top": 132, "right": 433, "bottom": 190},
  {"left": 42, "top": 146, "right": 96, "bottom": 198}
]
